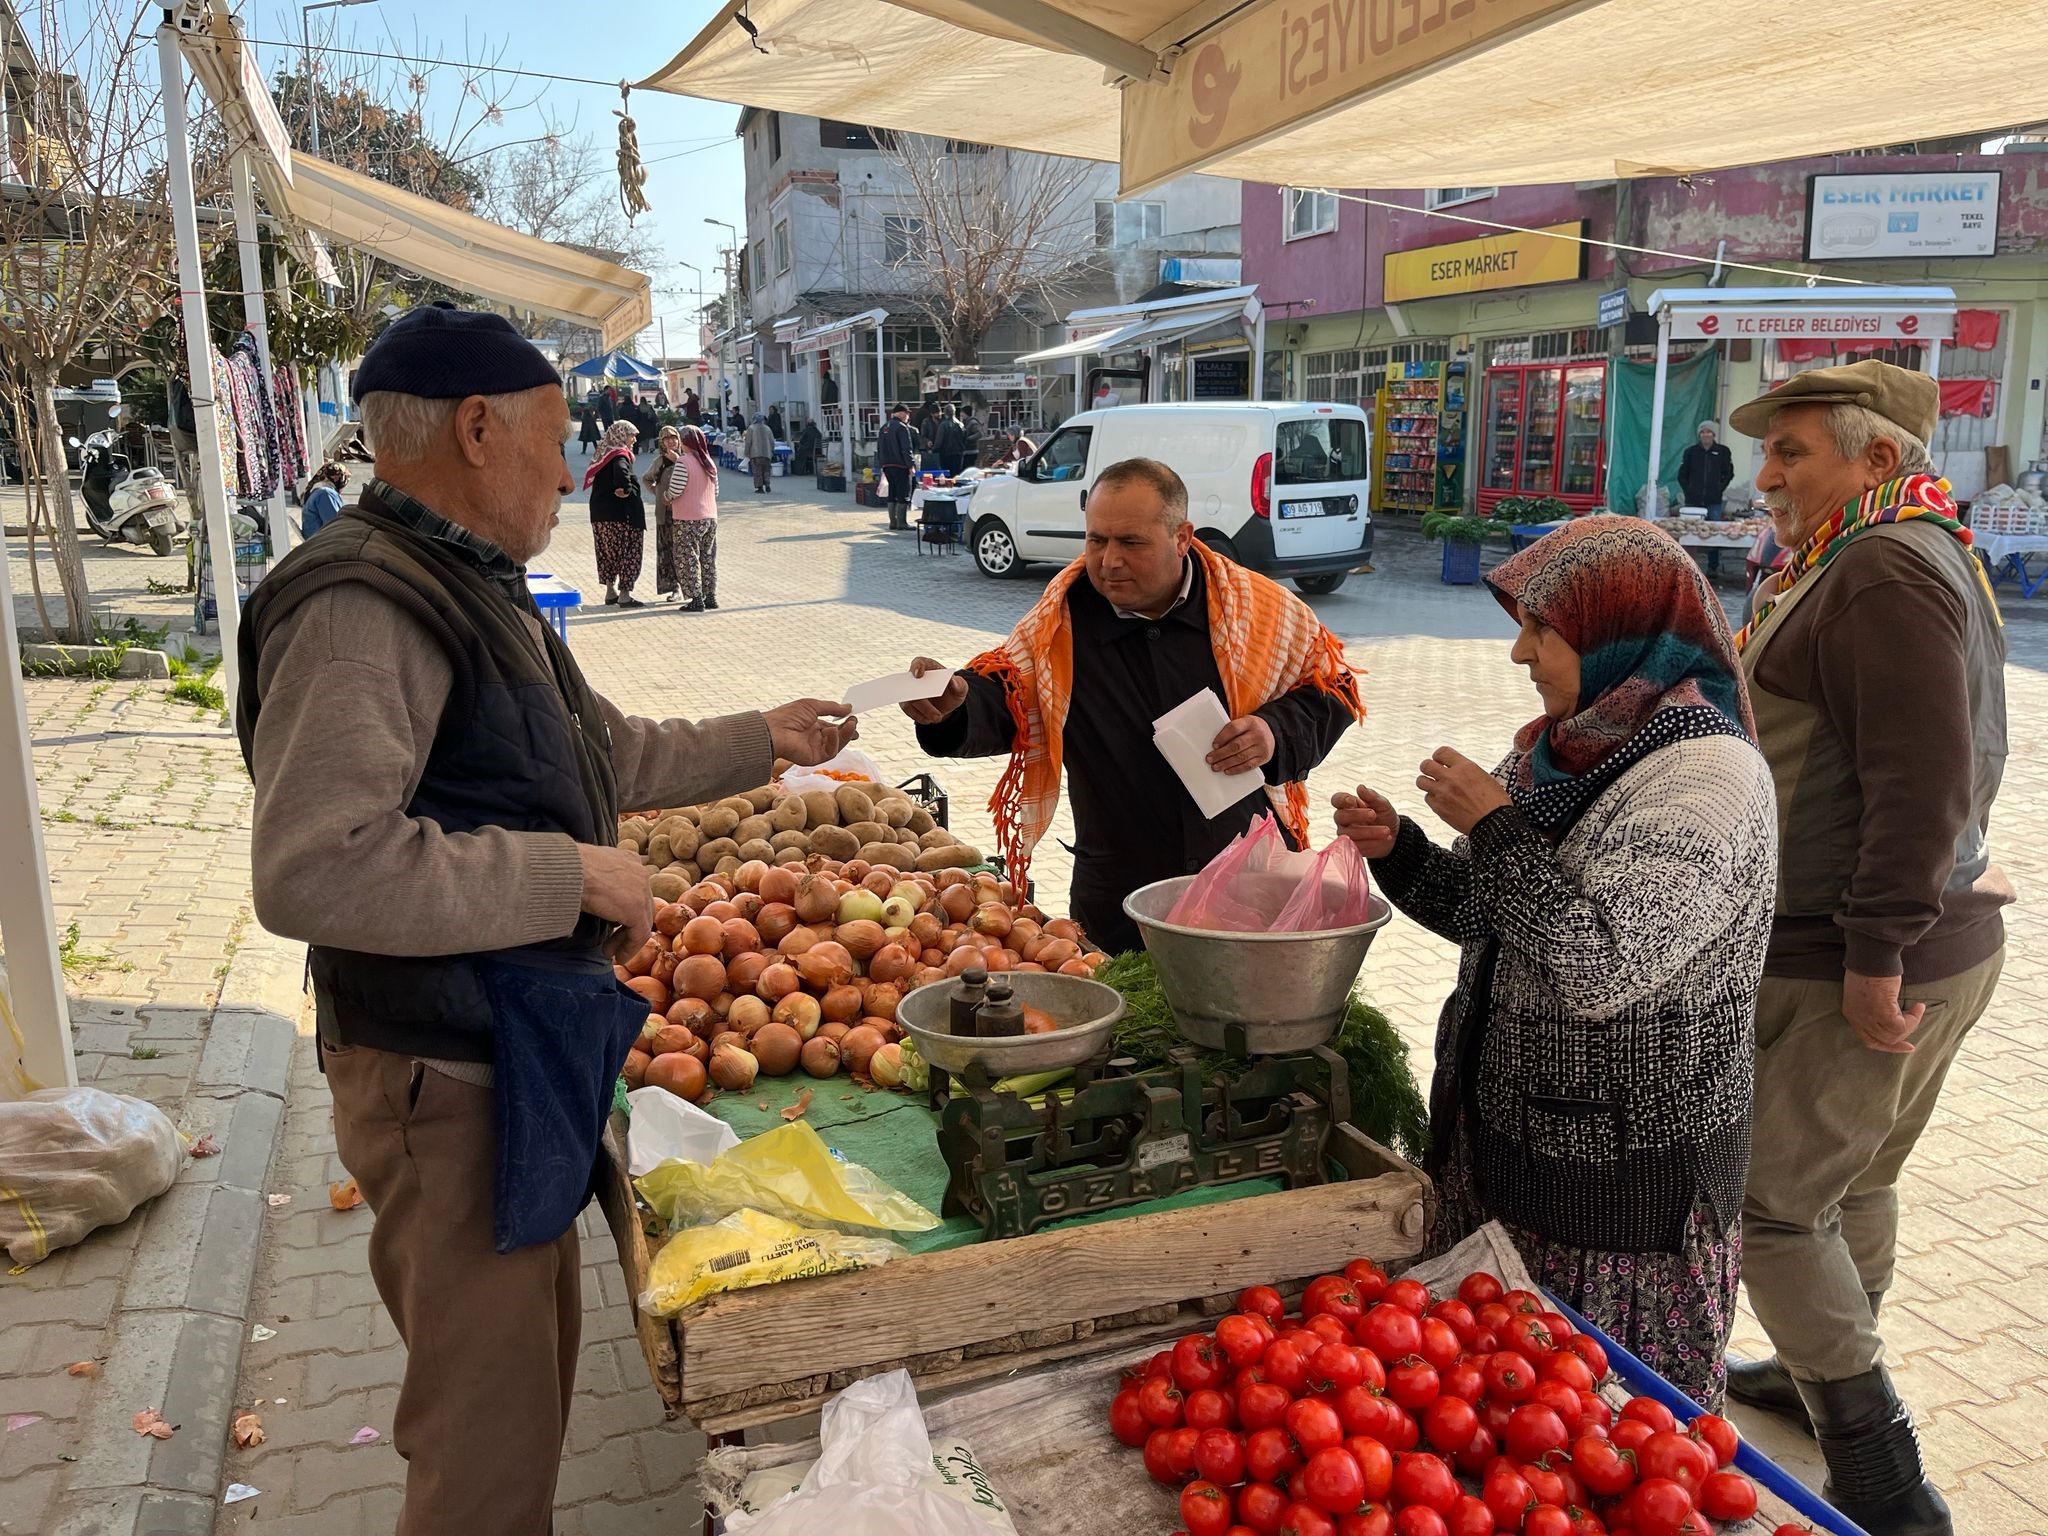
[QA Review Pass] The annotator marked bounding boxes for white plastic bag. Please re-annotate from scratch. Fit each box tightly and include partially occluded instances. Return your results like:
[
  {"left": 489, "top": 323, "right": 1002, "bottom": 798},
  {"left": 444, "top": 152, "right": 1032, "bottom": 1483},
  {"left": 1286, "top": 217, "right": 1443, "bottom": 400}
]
[
  {"left": 779, "top": 747, "right": 886, "bottom": 798},
  {"left": 725, "top": 1371, "right": 1004, "bottom": 1536},
  {"left": 0, "top": 1088, "right": 183, "bottom": 1265},
  {"left": 623, "top": 1085, "right": 738, "bottom": 1177}
]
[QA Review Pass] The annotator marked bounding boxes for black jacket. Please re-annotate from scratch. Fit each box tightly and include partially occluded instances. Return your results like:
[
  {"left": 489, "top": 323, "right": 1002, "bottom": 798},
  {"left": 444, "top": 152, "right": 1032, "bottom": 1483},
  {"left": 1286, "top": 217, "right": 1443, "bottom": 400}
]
[
  {"left": 588, "top": 453, "right": 645, "bottom": 528},
  {"left": 236, "top": 494, "right": 620, "bottom": 1062},
  {"left": 878, "top": 418, "right": 916, "bottom": 469},
  {"left": 934, "top": 419, "right": 968, "bottom": 462},
  {"left": 1678, "top": 441, "right": 1735, "bottom": 507}
]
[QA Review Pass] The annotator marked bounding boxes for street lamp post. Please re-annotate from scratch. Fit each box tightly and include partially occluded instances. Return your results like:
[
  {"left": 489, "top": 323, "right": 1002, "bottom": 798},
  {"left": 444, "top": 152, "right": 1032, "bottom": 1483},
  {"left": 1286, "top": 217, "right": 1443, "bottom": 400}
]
[
  {"left": 300, "top": 0, "right": 375, "bottom": 156},
  {"left": 703, "top": 219, "right": 742, "bottom": 412}
]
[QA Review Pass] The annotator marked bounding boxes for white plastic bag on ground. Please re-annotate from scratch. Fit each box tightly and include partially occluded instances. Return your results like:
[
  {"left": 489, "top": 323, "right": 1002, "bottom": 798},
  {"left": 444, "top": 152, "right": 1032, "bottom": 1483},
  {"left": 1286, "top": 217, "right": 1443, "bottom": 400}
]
[
  {"left": 623, "top": 1085, "right": 738, "bottom": 1177},
  {"left": 0, "top": 1087, "right": 183, "bottom": 1265},
  {"left": 724, "top": 1370, "right": 1009, "bottom": 1536}
]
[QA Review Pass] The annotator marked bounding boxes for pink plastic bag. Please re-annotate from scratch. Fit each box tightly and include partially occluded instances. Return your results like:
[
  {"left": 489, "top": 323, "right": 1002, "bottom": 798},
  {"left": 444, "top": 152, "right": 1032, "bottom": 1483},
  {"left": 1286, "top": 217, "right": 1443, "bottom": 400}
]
[
  {"left": 1167, "top": 814, "right": 1373, "bottom": 933},
  {"left": 1271, "top": 835, "right": 1376, "bottom": 931}
]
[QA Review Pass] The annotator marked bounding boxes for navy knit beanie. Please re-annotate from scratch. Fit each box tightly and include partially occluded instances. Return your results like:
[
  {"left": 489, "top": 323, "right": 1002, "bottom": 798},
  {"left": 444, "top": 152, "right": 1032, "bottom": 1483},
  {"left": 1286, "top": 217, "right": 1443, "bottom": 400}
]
[{"left": 351, "top": 302, "right": 560, "bottom": 402}]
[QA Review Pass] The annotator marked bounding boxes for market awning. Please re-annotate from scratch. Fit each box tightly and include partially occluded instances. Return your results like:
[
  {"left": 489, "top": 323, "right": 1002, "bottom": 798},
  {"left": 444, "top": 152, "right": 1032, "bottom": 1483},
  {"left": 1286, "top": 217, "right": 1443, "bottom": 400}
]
[
  {"left": 1015, "top": 320, "right": 1155, "bottom": 366},
  {"left": 1018, "top": 288, "right": 1261, "bottom": 364},
  {"left": 282, "top": 156, "right": 652, "bottom": 351},
  {"left": 641, "top": 0, "right": 2048, "bottom": 196}
]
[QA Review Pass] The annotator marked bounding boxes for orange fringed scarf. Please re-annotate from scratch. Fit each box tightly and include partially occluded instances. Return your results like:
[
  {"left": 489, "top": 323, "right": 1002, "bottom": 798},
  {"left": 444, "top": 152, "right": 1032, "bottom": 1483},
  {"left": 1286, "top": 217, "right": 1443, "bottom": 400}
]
[{"left": 968, "top": 541, "right": 1365, "bottom": 889}]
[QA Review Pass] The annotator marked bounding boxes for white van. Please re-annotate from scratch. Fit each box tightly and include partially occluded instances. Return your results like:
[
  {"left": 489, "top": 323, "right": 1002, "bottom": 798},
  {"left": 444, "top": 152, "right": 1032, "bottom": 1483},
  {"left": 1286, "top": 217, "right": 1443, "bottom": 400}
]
[{"left": 962, "top": 402, "right": 1372, "bottom": 595}]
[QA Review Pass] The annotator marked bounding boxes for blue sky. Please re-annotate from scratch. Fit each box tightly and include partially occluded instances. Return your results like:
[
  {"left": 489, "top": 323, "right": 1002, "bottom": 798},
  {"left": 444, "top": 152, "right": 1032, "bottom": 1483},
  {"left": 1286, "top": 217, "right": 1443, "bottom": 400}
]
[{"left": 245, "top": 0, "right": 748, "bottom": 355}]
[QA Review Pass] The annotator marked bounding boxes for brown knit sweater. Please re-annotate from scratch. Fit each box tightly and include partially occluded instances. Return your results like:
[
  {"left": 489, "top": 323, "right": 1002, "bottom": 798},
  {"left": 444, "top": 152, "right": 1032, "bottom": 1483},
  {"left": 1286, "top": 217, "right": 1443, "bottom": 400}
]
[{"left": 246, "top": 581, "right": 771, "bottom": 958}]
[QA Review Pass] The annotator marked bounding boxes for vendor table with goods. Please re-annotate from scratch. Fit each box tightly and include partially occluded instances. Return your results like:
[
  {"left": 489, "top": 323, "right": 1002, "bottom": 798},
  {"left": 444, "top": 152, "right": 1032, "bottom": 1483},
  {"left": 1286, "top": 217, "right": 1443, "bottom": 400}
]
[
  {"left": 696, "top": 1225, "right": 1867, "bottom": 1536},
  {"left": 1509, "top": 515, "right": 1764, "bottom": 556}
]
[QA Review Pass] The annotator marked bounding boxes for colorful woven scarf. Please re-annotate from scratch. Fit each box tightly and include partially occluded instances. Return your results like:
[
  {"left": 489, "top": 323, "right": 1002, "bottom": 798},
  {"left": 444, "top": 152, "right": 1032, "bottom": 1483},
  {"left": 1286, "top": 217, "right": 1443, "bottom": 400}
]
[
  {"left": 968, "top": 542, "right": 1365, "bottom": 888},
  {"left": 1735, "top": 473, "right": 1997, "bottom": 651},
  {"left": 1486, "top": 516, "right": 1756, "bottom": 836}
]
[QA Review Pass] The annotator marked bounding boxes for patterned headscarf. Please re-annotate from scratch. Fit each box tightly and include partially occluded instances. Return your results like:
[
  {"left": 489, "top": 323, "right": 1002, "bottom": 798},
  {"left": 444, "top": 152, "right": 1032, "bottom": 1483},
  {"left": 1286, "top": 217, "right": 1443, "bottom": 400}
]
[
  {"left": 1485, "top": 516, "right": 1755, "bottom": 835},
  {"left": 678, "top": 424, "right": 718, "bottom": 485},
  {"left": 582, "top": 419, "right": 639, "bottom": 489}
]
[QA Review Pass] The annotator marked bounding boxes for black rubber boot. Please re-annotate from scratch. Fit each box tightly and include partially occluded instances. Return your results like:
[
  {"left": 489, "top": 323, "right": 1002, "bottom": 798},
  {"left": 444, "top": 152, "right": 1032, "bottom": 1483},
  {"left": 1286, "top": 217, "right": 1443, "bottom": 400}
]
[
  {"left": 1798, "top": 1367, "right": 1952, "bottom": 1536},
  {"left": 1728, "top": 1291, "right": 1885, "bottom": 1437},
  {"left": 1727, "top": 1356, "right": 1812, "bottom": 1431}
]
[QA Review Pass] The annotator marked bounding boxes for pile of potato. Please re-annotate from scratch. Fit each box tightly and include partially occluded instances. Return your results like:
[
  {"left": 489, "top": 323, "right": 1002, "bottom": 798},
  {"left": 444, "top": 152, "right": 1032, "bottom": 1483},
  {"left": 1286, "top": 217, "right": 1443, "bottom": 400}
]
[
  {"left": 617, "top": 855, "right": 1103, "bottom": 1106},
  {"left": 618, "top": 779, "right": 985, "bottom": 902}
]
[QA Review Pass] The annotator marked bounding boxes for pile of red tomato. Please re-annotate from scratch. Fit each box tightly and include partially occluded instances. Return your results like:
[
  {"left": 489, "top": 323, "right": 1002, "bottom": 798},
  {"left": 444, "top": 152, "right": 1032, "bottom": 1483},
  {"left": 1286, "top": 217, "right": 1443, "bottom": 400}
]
[{"left": 1106, "top": 1262, "right": 1803, "bottom": 1536}]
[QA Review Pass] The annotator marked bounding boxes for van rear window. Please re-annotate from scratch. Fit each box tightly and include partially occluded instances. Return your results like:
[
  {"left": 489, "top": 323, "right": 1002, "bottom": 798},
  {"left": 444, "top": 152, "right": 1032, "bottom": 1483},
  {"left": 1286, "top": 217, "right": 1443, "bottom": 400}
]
[{"left": 1276, "top": 418, "right": 1367, "bottom": 484}]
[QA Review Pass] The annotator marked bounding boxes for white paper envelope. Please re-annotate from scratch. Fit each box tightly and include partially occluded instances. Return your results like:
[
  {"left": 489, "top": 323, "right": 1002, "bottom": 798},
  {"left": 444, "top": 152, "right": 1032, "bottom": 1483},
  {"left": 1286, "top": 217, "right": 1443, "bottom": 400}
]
[
  {"left": 840, "top": 669, "right": 954, "bottom": 717},
  {"left": 1152, "top": 689, "right": 1264, "bottom": 819}
]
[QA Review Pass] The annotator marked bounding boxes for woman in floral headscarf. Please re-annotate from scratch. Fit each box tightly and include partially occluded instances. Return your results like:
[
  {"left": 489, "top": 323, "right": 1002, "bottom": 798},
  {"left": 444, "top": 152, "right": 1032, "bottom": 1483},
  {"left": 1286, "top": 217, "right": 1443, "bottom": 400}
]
[
  {"left": 584, "top": 419, "right": 644, "bottom": 606},
  {"left": 644, "top": 425, "right": 684, "bottom": 600},
  {"left": 1334, "top": 517, "right": 1776, "bottom": 1408}
]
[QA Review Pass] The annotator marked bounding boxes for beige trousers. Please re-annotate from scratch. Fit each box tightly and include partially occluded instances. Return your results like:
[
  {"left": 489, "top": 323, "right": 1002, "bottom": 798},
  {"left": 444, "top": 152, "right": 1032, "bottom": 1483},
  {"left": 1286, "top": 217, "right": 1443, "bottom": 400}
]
[
  {"left": 1741, "top": 948, "right": 2003, "bottom": 1382},
  {"left": 325, "top": 1044, "right": 582, "bottom": 1536}
]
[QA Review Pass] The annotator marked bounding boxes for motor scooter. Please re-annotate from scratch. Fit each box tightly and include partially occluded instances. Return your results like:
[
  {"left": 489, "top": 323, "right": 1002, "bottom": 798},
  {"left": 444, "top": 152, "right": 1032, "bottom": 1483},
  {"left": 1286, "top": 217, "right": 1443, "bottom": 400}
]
[{"left": 74, "top": 430, "right": 185, "bottom": 556}]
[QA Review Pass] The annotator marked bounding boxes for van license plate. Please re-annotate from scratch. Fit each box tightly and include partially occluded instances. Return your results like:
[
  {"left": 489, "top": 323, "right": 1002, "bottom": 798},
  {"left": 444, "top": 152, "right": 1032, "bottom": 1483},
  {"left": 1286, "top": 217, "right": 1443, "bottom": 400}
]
[{"left": 1280, "top": 499, "right": 1341, "bottom": 519}]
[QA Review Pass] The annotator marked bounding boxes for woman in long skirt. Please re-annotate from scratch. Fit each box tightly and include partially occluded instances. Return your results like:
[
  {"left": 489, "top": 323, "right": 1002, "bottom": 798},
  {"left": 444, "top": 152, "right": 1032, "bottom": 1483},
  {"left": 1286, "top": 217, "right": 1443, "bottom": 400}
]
[
  {"left": 666, "top": 425, "right": 720, "bottom": 612},
  {"left": 645, "top": 426, "right": 684, "bottom": 600},
  {"left": 584, "top": 420, "right": 645, "bottom": 606},
  {"left": 1334, "top": 518, "right": 1776, "bottom": 1408}
]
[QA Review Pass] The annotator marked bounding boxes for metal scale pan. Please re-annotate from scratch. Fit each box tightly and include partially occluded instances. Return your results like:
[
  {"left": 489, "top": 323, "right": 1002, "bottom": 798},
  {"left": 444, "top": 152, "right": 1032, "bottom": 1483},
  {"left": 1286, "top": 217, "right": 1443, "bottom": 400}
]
[{"left": 1123, "top": 875, "right": 1392, "bottom": 1054}]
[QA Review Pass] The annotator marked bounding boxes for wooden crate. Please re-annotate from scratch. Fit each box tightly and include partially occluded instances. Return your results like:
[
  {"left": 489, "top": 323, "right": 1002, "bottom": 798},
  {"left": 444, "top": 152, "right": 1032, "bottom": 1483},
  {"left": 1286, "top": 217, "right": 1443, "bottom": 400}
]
[{"left": 598, "top": 1119, "right": 1433, "bottom": 1434}]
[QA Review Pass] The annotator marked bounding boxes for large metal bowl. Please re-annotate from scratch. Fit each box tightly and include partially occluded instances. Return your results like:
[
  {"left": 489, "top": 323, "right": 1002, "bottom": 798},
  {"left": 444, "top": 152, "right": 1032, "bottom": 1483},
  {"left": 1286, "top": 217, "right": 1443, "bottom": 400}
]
[
  {"left": 898, "top": 970, "right": 1127, "bottom": 1076},
  {"left": 1123, "top": 875, "right": 1392, "bottom": 1053}
]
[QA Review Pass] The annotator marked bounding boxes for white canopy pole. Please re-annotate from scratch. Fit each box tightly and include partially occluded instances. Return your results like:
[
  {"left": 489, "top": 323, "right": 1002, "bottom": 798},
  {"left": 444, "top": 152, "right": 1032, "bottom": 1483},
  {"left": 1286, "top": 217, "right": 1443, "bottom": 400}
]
[
  {"left": 1643, "top": 307, "right": 1672, "bottom": 516},
  {"left": 1926, "top": 337, "right": 1944, "bottom": 381},
  {"left": 841, "top": 339, "right": 854, "bottom": 486},
  {"left": 160, "top": 26, "right": 244, "bottom": 704},
  {"left": 1251, "top": 309, "right": 1267, "bottom": 401},
  {"left": 0, "top": 532, "right": 72, "bottom": 1095},
  {"left": 233, "top": 150, "right": 292, "bottom": 554}
]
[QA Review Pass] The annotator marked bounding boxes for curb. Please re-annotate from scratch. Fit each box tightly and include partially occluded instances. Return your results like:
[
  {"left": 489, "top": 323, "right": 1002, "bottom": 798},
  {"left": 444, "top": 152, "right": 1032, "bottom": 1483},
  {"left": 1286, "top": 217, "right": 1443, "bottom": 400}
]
[{"left": 51, "top": 921, "right": 307, "bottom": 1536}]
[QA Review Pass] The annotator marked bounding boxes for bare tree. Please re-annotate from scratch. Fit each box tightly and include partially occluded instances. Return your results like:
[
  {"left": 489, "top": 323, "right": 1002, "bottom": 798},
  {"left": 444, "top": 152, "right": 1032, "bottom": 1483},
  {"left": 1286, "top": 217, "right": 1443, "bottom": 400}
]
[
  {"left": 0, "top": 1, "right": 214, "bottom": 641},
  {"left": 875, "top": 137, "right": 1102, "bottom": 364},
  {"left": 477, "top": 132, "right": 665, "bottom": 361}
]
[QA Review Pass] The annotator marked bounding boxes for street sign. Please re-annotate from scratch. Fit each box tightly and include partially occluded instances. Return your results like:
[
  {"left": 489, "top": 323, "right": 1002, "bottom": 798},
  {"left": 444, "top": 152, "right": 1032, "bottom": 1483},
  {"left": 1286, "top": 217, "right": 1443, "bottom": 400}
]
[
  {"left": 1597, "top": 289, "right": 1629, "bottom": 329},
  {"left": 718, "top": 377, "right": 732, "bottom": 391},
  {"left": 1666, "top": 306, "right": 1954, "bottom": 342}
]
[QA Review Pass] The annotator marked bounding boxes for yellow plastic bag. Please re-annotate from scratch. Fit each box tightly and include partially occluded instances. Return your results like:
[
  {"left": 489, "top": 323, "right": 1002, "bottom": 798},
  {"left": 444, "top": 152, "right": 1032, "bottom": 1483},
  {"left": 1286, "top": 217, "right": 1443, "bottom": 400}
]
[
  {"left": 636, "top": 1120, "right": 939, "bottom": 1236},
  {"left": 639, "top": 1208, "right": 905, "bottom": 1316}
]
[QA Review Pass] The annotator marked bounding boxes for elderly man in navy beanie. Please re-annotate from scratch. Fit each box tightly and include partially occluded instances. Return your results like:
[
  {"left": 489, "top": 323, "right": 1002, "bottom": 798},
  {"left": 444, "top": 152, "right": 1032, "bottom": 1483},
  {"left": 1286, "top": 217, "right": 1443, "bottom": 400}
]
[{"left": 232, "top": 304, "right": 859, "bottom": 1534}]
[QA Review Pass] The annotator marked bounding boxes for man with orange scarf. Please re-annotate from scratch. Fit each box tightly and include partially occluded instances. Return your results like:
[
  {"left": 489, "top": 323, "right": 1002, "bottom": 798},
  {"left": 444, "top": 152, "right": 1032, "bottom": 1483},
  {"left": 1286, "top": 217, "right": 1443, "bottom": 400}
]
[{"left": 906, "top": 457, "right": 1362, "bottom": 954}]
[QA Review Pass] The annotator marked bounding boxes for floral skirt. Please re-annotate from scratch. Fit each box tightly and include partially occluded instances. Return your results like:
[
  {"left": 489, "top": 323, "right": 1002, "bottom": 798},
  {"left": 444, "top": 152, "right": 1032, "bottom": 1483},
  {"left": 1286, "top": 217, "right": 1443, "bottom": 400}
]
[
  {"left": 1428, "top": 1138, "right": 1741, "bottom": 1409},
  {"left": 592, "top": 521, "right": 643, "bottom": 588}
]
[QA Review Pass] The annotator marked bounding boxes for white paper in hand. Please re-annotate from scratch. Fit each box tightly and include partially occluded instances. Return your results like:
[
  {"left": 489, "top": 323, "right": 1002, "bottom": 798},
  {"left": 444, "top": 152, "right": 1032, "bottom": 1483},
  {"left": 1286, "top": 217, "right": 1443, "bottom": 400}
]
[
  {"left": 1153, "top": 689, "right": 1264, "bottom": 819},
  {"left": 840, "top": 669, "right": 953, "bottom": 717}
]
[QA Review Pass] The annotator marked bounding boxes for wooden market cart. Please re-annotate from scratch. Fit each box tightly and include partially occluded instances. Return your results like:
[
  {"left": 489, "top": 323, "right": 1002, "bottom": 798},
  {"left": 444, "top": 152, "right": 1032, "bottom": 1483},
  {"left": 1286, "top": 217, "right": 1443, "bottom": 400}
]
[{"left": 598, "top": 1116, "right": 1433, "bottom": 1436}]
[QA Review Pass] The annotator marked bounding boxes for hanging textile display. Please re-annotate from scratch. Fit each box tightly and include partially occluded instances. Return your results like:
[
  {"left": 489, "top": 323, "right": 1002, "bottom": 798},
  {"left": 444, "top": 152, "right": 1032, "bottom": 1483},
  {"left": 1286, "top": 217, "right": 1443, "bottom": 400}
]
[
  {"left": 1604, "top": 349, "right": 1720, "bottom": 517},
  {"left": 1938, "top": 378, "right": 1996, "bottom": 419},
  {"left": 213, "top": 332, "right": 284, "bottom": 501},
  {"left": 272, "top": 365, "right": 309, "bottom": 490}
]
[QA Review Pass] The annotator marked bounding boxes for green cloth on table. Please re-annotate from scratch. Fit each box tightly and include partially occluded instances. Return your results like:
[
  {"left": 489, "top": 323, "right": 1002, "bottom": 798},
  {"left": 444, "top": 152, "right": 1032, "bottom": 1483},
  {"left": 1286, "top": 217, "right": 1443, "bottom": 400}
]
[{"left": 701, "top": 1073, "right": 1283, "bottom": 1253}]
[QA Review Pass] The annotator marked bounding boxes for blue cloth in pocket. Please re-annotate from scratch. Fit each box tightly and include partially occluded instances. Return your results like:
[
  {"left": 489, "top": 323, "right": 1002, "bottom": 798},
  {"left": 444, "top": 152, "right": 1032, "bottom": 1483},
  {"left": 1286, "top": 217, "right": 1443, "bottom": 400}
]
[{"left": 477, "top": 950, "right": 646, "bottom": 1253}]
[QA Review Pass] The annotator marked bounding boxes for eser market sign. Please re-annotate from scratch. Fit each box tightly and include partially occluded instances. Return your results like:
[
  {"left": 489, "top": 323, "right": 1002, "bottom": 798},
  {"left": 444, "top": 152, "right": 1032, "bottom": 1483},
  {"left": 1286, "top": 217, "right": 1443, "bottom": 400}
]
[
  {"left": 1667, "top": 307, "right": 1956, "bottom": 342},
  {"left": 1805, "top": 171, "right": 2001, "bottom": 261}
]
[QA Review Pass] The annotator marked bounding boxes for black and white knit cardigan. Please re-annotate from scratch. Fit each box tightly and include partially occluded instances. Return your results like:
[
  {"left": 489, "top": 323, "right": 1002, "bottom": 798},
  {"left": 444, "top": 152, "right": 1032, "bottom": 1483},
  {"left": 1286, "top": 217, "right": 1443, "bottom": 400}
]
[{"left": 1372, "top": 730, "right": 1777, "bottom": 1255}]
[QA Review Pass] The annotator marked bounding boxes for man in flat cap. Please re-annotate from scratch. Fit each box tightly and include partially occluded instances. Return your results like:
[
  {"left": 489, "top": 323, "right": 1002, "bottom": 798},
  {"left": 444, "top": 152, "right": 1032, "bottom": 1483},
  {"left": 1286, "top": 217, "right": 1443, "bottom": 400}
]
[
  {"left": 234, "top": 304, "right": 857, "bottom": 1534},
  {"left": 1726, "top": 359, "right": 2008, "bottom": 1536}
]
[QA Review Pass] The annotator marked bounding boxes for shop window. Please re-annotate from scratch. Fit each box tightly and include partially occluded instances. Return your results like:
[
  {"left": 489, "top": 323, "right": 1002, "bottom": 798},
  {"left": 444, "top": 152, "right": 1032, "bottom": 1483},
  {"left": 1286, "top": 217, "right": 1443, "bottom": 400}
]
[
  {"left": 820, "top": 120, "right": 894, "bottom": 151},
  {"left": 1277, "top": 417, "right": 1368, "bottom": 484},
  {"left": 1094, "top": 199, "right": 1165, "bottom": 247},
  {"left": 1425, "top": 187, "right": 1494, "bottom": 210},
  {"left": 773, "top": 220, "right": 791, "bottom": 276},
  {"left": 1284, "top": 187, "right": 1337, "bottom": 241},
  {"left": 883, "top": 322, "right": 943, "bottom": 353},
  {"left": 883, "top": 215, "right": 928, "bottom": 264}
]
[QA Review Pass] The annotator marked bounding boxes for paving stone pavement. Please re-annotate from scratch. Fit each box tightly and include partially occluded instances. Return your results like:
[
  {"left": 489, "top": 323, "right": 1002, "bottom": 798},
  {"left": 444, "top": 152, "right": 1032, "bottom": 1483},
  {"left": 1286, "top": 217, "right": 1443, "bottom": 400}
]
[
  {"left": 11, "top": 470, "right": 2048, "bottom": 1533},
  {"left": 1, "top": 679, "right": 300, "bottom": 1536}
]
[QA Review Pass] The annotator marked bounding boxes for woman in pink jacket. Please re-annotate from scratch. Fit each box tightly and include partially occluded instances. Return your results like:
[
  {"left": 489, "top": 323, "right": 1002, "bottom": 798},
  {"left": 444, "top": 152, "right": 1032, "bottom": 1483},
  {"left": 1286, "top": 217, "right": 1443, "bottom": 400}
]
[{"left": 663, "top": 425, "right": 720, "bottom": 612}]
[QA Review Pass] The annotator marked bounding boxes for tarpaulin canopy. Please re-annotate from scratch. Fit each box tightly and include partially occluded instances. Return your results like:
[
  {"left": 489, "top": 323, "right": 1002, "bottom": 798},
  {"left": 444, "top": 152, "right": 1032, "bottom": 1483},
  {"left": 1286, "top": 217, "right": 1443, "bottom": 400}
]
[
  {"left": 282, "top": 156, "right": 653, "bottom": 351},
  {"left": 568, "top": 350, "right": 664, "bottom": 382},
  {"left": 175, "top": 0, "right": 651, "bottom": 349},
  {"left": 641, "top": 0, "right": 2048, "bottom": 196}
]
